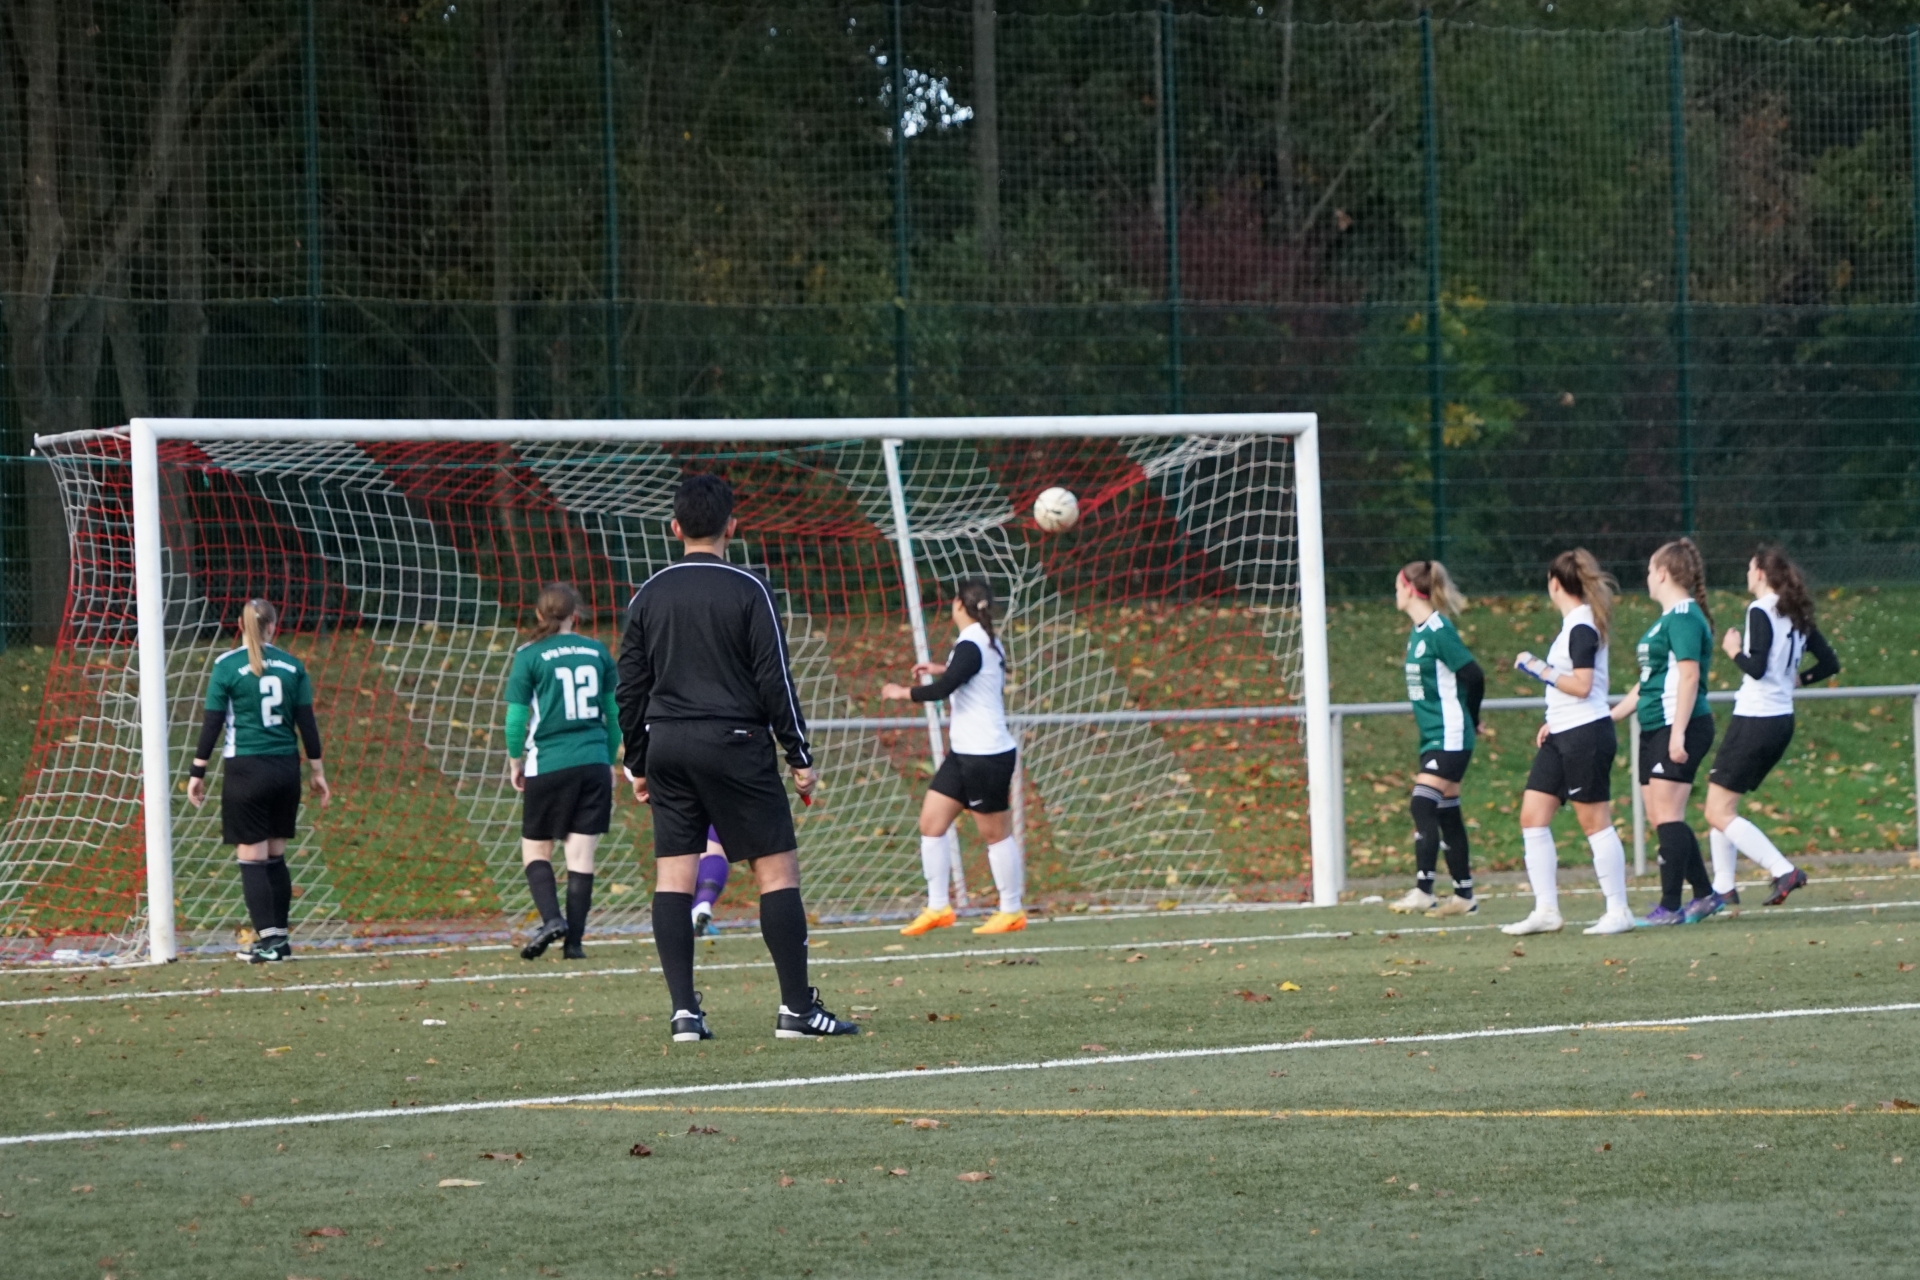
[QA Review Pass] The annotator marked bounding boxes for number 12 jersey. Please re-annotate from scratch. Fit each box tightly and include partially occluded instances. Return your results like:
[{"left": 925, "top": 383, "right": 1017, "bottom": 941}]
[{"left": 506, "top": 633, "right": 620, "bottom": 776}]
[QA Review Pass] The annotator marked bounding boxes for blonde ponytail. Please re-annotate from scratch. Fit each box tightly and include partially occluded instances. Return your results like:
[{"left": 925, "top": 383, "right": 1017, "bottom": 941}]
[
  {"left": 241, "top": 599, "right": 278, "bottom": 677},
  {"left": 1398, "top": 559, "right": 1466, "bottom": 617},
  {"left": 1547, "top": 549, "right": 1616, "bottom": 642}
]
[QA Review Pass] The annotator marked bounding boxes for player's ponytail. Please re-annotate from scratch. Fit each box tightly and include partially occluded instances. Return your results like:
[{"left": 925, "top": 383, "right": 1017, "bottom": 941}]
[
  {"left": 532, "top": 583, "right": 581, "bottom": 640},
  {"left": 241, "top": 599, "right": 278, "bottom": 678},
  {"left": 1753, "top": 544, "right": 1815, "bottom": 633},
  {"left": 1652, "top": 537, "right": 1711, "bottom": 629},
  {"left": 1398, "top": 559, "right": 1466, "bottom": 617},
  {"left": 955, "top": 578, "right": 1007, "bottom": 670},
  {"left": 1547, "top": 548, "right": 1616, "bottom": 642}
]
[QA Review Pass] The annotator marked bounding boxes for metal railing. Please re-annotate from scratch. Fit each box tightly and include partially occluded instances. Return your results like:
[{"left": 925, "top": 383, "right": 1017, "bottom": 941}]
[{"left": 817, "top": 684, "right": 1920, "bottom": 891}]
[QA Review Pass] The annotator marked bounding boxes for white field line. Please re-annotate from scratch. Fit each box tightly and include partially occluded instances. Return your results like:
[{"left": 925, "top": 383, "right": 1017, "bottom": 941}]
[
  {"left": 19, "top": 871, "right": 1917, "bottom": 976},
  {"left": 6, "top": 999, "right": 1918, "bottom": 1149},
  {"left": 8, "top": 896, "right": 1920, "bottom": 1013}
]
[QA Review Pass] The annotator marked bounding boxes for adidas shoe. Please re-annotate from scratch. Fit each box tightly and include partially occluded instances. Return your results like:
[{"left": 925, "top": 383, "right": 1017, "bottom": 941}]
[
  {"left": 1765, "top": 868, "right": 1807, "bottom": 906},
  {"left": 1387, "top": 888, "right": 1438, "bottom": 914},
  {"left": 562, "top": 941, "right": 585, "bottom": 960},
  {"left": 1425, "top": 895, "right": 1477, "bottom": 918},
  {"left": 1682, "top": 892, "right": 1726, "bottom": 924},
  {"left": 1639, "top": 904, "right": 1686, "bottom": 927},
  {"left": 672, "top": 993, "right": 713, "bottom": 1043},
  {"left": 776, "top": 987, "right": 859, "bottom": 1039},
  {"left": 1500, "top": 909, "right": 1564, "bottom": 936},
  {"left": 1582, "top": 908, "right": 1636, "bottom": 936},
  {"left": 520, "top": 917, "right": 567, "bottom": 961},
  {"left": 691, "top": 901, "right": 718, "bottom": 937}
]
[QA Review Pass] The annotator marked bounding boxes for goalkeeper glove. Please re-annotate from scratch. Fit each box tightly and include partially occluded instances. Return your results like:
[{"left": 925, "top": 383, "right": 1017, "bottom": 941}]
[{"left": 1514, "top": 652, "right": 1559, "bottom": 686}]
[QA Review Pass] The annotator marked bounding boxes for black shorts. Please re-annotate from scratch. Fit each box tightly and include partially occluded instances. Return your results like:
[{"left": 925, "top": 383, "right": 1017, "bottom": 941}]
[
  {"left": 1708, "top": 714, "right": 1793, "bottom": 794},
  {"left": 1524, "top": 717, "right": 1617, "bottom": 804},
  {"left": 221, "top": 754, "right": 302, "bottom": 845},
  {"left": 1639, "top": 715, "right": 1715, "bottom": 786},
  {"left": 521, "top": 762, "right": 612, "bottom": 841},
  {"left": 928, "top": 748, "right": 1018, "bottom": 814},
  {"left": 1414, "top": 748, "right": 1473, "bottom": 784},
  {"left": 644, "top": 721, "right": 796, "bottom": 862}
]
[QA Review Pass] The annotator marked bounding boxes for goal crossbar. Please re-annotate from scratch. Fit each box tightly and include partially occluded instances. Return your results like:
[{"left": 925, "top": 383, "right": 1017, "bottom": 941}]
[{"left": 57, "top": 413, "right": 1334, "bottom": 963}]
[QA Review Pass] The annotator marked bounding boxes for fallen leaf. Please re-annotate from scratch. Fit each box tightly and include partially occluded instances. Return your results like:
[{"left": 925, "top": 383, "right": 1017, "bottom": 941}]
[
  {"left": 1685, "top": 1054, "right": 1705, "bottom": 1061},
  {"left": 684, "top": 1125, "right": 720, "bottom": 1136},
  {"left": 957, "top": 1171, "right": 992, "bottom": 1183},
  {"left": 1378, "top": 969, "right": 1413, "bottom": 978},
  {"left": 1382, "top": 988, "right": 1400, "bottom": 999},
  {"left": 1899, "top": 962, "right": 1915, "bottom": 972},
  {"left": 71, "top": 1185, "right": 93, "bottom": 1194},
  {"left": 778, "top": 1176, "right": 795, "bottom": 1187},
  {"left": 478, "top": 1152, "right": 523, "bottom": 1163},
  {"left": 1125, "top": 953, "right": 1146, "bottom": 963},
  {"left": 1234, "top": 989, "right": 1272, "bottom": 1003},
  {"left": 302, "top": 1227, "right": 347, "bottom": 1238},
  {"left": 1631, "top": 1091, "right": 1647, "bottom": 1100},
  {"left": 909, "top": 1118, "right": 941, "bottom": 1130},
  {"left": 1297, "top": 1027, "right": 1315, "bottom": 1041},
  {"left": 1080, "top": 1044, "right": 1108, "bottom": 1053},
  {"left": 1278, "top": 981, "right": 1301, "bottom": 992},
  {"left": 264, "top": 1046, "right": 292, "bottom": 1057},
  {"left": 889, "top": 1167, "right": 909, "bottom": 1177},
  {"left": 629, "top": 1143, "right": 652, "bottom": 1158},
  {"left": 436, "top": 1179, "right": 483, "bottom": 1188},
  {"left": 239, "top": 1195, "right": 254, "bottom": 1208},
  {"left": 1596, "top": 1143, "right": 1611, "bottom": 1152},
  {"left": 1510, "top": 947, "right": 1525, "bottom": 957},
  {"left": 1879, "top": 1098, "right": 1918, "bottom": 1111}
]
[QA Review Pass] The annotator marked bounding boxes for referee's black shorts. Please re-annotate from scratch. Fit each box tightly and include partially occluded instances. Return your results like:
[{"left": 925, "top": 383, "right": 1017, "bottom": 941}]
[
  {"left": 221, "top": 754, "right": 302, "bottom": 845},
  {"left": 644, "top": 720, "right": 796, "bottom": 862},
  {"left": 1708, "top": 713, "right": 1794, "bottom": 794},
  {"left": 521, "top": 762, "right": 613, "bottom": 841}
]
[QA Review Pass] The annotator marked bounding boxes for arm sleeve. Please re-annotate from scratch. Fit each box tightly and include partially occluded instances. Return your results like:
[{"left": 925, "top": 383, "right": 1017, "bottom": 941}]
[
  {"left": 505, "top": 703, "right": 530, "bottom": 757},
  {"left": 911, "top": 641, "right": 984, "bottom": 703},
  {"left": 1799, "top": 625, "right": 1841, "bottom": 686},
  {"left": 194, "top": 708, "right": 226, "bottom": 762},
  {"left": 1730, "top": 606, "right": 1772, "bottom": 679},
  {"left": 615, "top": 594, "right": 652, "bottom": 775},
  {"left": 746, "top": 587, "right": 813, "bottom": 769},
  {"left": 1566, "top": 624, "right": 1599, "bottom": 670},
  {"left": 1672, "top": 612, "right": 1709, "bottom": 664},
  {"left": 1455, "top": 660, "right": 1486, "bottom": 727},
  {"left": 292, "top": 704, "right": 323, "bottom": 760}
]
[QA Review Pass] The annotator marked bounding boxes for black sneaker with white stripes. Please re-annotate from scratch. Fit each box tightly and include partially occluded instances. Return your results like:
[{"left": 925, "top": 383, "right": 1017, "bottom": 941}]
[
  {"left": 671, "top": 992, "right": 713, "bottom": 1043},
  {"left": 520, "top": 917, "right": 568, "bottom": 961},
  {"left": 775, "top": 987, "right": 859, "bottom": 1039}
]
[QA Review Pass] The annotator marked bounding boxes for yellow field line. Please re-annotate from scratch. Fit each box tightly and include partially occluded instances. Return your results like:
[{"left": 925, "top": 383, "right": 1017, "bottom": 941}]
[{"left": 535, "top": 1102, "right": 1903, "bottom": 1121}]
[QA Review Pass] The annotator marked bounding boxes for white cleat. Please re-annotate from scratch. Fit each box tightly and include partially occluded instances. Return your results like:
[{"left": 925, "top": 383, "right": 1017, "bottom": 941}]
[
  {"left": 1386, "top": 888, "right": 1438, "bottom": 914},
  {"left": 1500, "top": 909, "right": 1564, "bottom": 936},
  {"left": 1582, "top": 909, "right": 1636, "bottom": 936}
]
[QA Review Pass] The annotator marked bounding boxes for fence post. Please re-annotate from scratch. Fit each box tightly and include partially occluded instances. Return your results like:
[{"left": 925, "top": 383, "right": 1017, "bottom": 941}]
[
  {"left": 599, "top": 0, "right": 623, "bottom": 417},
  {"left": 1912, "top": 695, "right": 1920, "bottom": 857},
  {"left": 1420, "top": 10, "right": 1444, "bottom": 560},
  {"left": 1329, "top": 711, "right": 1345, "bottom": 895},
  {"left": 301, "top": 0, "right": 322, "bottom": 417},
  {"left": 891, "top": 0, "right": 911, "bottom": 419},
  {"left": 1161, "top": 0, "right": 1182, "bottom": 413},
  {"left": 1907, "top": 27, "right": 1920, "bottom": 407},
  {"left": 1630, "top": 717, "right": 1646, "bottom": 876},
  {"left": 1668, "top": 17, "right": 1694, "bottom": 537}
]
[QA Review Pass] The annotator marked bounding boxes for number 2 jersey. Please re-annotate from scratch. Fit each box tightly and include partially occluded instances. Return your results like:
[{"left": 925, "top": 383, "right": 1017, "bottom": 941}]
[
  {"left": 204, "top": 644, "right": 316, "bottom": 758},
  {"left": 1403, "top": 614, "right": 1481, "bottom": 752},
  {"left": 506, "top": 633, "right": 620, "bottom": 776}
]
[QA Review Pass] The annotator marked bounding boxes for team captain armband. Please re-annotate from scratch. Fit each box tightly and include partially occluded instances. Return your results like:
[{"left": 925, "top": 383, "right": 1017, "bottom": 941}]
[{"left": 1514, "top": 652, "right": 1562, "bottom": 686}]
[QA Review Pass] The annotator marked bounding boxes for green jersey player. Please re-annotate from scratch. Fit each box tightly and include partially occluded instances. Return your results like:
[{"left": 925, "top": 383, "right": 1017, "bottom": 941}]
[{"left": 1387, "top": 561, "right": 1484, "bottom": 918}]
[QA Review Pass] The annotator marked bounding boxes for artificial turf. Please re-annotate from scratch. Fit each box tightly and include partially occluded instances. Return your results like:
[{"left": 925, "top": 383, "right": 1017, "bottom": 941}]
[{"left": 4, "top": 875, "right": 1917, "bottom": 1277}]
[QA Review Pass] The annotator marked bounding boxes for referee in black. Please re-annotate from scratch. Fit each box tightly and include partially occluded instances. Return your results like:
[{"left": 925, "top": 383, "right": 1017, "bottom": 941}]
[{"left": 617, "top": 473, "right": 856, "bottom": 1042}]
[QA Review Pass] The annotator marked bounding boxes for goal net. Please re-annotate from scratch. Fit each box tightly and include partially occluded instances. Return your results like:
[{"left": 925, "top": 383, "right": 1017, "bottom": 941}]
[{"left": 3, "top": 416, "right": 1329, "bottom": 963}]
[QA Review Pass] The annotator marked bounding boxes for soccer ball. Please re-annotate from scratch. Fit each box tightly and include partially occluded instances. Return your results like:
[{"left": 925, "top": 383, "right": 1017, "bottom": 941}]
[{"left": 1033, "top": 486, "right": 1080, "bottom": 533}]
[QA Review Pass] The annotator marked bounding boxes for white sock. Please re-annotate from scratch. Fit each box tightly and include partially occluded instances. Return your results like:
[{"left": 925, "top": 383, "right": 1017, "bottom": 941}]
[
  {"left": 945, "top": 830, "right": 966, "bottom": 901},
  {"left": 920, "top": 835, "right": 951, "bottom": 911},
  {"left": 1709, "top": 827, "right": 1738, "bottom": 894},
  {"left": 1522, "top": 827, "right": 1559, "bottom": 917},
  {"left": 987, "top": 837, "right": 1024, "bottom": 914},
  {"left": 1586, "top": 825, "right": 1629, "bottom": 916},
  {"left": 1725, "top": 816, "right": 1795, "bottom": 878}
]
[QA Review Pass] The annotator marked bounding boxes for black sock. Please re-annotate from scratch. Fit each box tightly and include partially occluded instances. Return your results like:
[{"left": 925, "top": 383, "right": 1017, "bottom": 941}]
[
  {"left": 265, "top": 856, "right": 293, "bottom": 931},
  {"left": 759, "top": 886, "right": 812, "bottom": 1013},
  {"left": 524, "top": 860, "right": 563, "bottom": 925},
  {"left": 1436, "top": 798, "right": 1473, "bottom": 899},
  {"left": 652, "top": 891, "right": 698, "bottom": 1014},
  {"left": 237, "top": 861, "right": 278, "bottom": 938},
  {"left": 1410, "top": 786, "right": 1442, "bottom": 893},
  {"left": 1656, "top": 822, "right": 1690, "bottom": 911},
  {"left": 1680, "top": 825, "right": 1712, "bottom": 899},
  {"left": 565, "top": 871, "right": 594, "bottom": 947}
]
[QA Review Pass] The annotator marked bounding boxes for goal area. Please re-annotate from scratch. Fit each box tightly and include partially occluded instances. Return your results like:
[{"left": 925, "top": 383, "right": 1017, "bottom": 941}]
[{"left": 6, "top": 415, "right": 1331, "bottom": 963}]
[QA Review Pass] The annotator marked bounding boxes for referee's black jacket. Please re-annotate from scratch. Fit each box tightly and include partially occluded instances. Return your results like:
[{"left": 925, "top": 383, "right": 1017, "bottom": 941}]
[{"left": 615, "top": 552, "right": 813, "bottom": 776}]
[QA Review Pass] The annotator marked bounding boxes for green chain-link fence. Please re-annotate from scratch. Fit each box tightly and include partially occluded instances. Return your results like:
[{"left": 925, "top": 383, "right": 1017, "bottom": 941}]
[{"left": 4, "top": 3, "right": 1920, "bottom": 641}]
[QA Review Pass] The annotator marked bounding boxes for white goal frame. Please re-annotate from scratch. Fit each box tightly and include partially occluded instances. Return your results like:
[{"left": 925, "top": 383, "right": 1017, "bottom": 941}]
[{"left": 90, "top": 413, "right": 1334, "bottom": 962}]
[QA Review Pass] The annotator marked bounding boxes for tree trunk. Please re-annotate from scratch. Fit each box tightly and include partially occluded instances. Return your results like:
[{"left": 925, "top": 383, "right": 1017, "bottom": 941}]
[
  {"left": 485, "top": 0, "right": 515, "bottom": 420},
  {"left": 164, "top": 130, "right": 208, "bottom": 417},
  {"left": 972, "top": 0, "right": 999, "bottom": 257}
]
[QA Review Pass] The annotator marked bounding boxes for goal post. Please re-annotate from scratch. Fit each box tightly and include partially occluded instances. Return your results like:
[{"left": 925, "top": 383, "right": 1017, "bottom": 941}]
[{"left": 20, "top": 413, "right": 1333, "bottom": 965}]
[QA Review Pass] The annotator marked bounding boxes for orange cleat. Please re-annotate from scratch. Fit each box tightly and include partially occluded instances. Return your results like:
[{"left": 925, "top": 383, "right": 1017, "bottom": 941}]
[
  {"left": 899, "top": 906, "right": 957, "bottom": 937},
  {"left": 971, "top": 910, "right": 1027, "bottom": 935}
]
